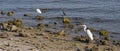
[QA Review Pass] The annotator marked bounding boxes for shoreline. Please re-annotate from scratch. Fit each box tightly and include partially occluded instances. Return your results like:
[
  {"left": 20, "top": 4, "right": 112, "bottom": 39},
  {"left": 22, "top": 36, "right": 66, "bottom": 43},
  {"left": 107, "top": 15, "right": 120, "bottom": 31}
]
[
  {"left": 0, "top": 10, "right": 120, "bottom": 51},
  {"left": 0, "top": 18, "right": 119, "bottom": 51}
]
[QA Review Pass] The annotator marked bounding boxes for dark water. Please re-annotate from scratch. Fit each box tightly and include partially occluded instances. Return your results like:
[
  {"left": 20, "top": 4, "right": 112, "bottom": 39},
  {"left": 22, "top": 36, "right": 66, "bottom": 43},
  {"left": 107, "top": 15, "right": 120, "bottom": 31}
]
[
  {"left": 1, "top": 0, "right": 120, "bottom": 18},
  {"left": 0, "top": 0, "right": 120, "bottom": 40}
]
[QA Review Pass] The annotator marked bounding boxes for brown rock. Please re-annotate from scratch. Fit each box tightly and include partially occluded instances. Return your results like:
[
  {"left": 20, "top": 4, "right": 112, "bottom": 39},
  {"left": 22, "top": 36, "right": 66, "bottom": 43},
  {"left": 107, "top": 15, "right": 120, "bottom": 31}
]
[
  {"left": 7, "top": 12, "right": 13, "bottom": 16},
  {"left": 62, "top": 17, "right": 70, "bottom": 24},
  {"left": 13, "top": 18, "right": 23, "bottom": 27},
  {"left": 99, "top": 30, "right": 108, "bottom": 36},
  {"left": 24, "top": 13, "right": 30, "bottom": 16}
]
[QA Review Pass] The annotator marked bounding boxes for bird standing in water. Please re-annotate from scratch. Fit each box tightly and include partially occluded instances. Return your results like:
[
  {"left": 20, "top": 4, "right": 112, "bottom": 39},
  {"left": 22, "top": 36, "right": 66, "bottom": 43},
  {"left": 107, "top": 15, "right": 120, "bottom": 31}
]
[
  {"left": 80, "top": 25, "right": 94, "bottom": 40},
  {"left": 36, "top": 9, "right": 42, "bottom": 14}
]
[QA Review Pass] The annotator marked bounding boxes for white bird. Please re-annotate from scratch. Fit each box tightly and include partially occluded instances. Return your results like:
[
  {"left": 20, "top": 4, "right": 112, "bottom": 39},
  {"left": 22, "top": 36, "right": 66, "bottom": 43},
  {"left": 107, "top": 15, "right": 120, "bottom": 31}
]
[
  {"left": 80, "top": 25, "right": 94, "bottom": 40},
  {"left": 36, "top": 9, "right": 42, "bottom": 14}
]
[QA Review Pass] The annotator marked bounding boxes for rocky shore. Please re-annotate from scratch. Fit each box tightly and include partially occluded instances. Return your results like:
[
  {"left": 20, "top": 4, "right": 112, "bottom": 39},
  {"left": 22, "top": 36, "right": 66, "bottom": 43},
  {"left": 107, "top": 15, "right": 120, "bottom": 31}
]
[{"left": 0, "top": 10, "right": 119, "bottom": 51}]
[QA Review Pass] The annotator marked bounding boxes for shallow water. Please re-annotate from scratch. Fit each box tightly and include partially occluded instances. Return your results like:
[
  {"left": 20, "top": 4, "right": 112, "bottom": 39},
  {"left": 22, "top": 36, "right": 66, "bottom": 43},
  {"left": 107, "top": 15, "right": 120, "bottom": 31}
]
[{"left": 0, "top": 0, "right": 120, "bottom": 40}]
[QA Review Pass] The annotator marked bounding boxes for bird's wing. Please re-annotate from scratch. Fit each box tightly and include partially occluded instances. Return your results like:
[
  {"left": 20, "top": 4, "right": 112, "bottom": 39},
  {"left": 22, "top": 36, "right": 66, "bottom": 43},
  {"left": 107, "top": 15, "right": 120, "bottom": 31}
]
[
  {"left": 86, "top": 29, "right": 94, "bottom": 40},
  {"left": 36, "top": 9, "right": 42, "bottom": 14}
]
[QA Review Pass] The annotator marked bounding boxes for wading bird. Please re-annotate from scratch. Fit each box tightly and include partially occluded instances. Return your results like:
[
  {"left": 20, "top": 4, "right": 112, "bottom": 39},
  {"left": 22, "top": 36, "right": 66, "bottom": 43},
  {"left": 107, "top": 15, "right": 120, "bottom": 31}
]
[
  {"left": 36, "top": 9, "right": 42, "bottom": 14},
  {"left": 80, "top": 25, "right": 94, "bottom": 40},
  {"left": 62, "top": 9, "right": 66, "bottom": 16}
]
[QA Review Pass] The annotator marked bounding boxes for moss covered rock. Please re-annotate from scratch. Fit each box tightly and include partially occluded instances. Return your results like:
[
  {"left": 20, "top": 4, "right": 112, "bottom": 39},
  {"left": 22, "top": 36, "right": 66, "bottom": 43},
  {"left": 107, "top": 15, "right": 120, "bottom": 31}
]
[
  {"left": 99, "top": 30, "right": 108, "bottom": 36},
  {"left": 0, "top": 19, "right": 22, "bottom": 31},
  {"left": 62, "top": 17, "right": 70, "bottom": 24},
  {"left": 7, "top": 12, "right": 13, "bottom": 16},
  {"left": 13, "top": 19, "right": 23, "bottom": 27}
]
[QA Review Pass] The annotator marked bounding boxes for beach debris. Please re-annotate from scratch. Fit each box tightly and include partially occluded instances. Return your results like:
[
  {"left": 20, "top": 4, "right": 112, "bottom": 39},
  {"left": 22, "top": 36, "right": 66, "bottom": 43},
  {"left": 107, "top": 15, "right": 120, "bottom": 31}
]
[
  {"left": 37, "top": 23, "right": 44, "bottom": 30},
  {"left": 0, "top": 32, "right": 9, "bottom": 38},
  {"left": 99, "top": 30, "right": 108, "bottom": 36},
  {"left": 7, "top": 11, "right": 14, "bottom": 16},
  {"left": 36, "top": 15, "right": 43, "bottom": 20},
  {"left": 24, "top": 13, "right": 30, "bottom": 17},
  {"left": 62, "top": 17, "right": 70, "bottom": 24},
  {"left": 0, "top": 10, "right": 6, "bottom": 15}
]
